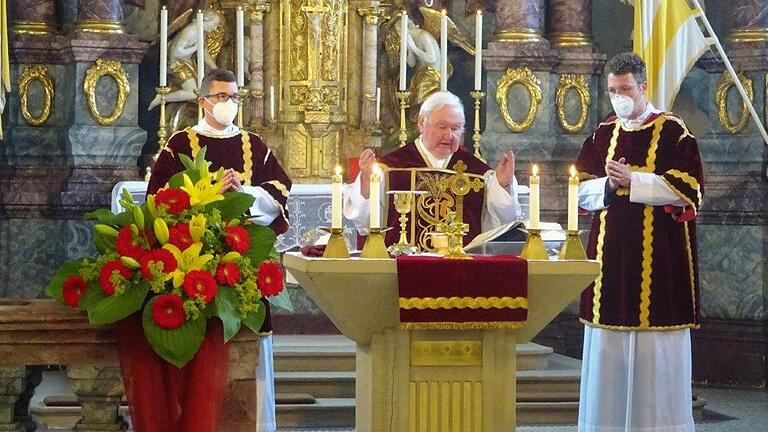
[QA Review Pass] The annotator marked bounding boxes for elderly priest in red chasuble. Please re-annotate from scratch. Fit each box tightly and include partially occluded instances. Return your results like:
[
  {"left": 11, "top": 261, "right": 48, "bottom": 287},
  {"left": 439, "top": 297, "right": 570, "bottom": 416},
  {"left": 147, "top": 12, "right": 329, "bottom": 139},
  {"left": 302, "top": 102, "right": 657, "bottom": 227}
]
[
  {"left": 575, "top": 53, "right": 704, "bottom": 432},
  {"left": 133, "top": 69, "right": 289, "bottom": 432}
]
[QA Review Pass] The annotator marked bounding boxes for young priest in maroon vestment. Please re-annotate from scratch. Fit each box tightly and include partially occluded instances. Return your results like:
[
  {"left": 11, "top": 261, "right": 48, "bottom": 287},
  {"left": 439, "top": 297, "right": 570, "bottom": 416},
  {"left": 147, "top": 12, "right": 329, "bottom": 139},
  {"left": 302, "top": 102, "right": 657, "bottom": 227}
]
[
  {"left": 144, "top": 69, "right": 287, "bottom": 432},
  {"left": 343, "top": 91, "right": 521, "bottom": 248},
  {"left": 575, "top": 53, "right": 704, "bottom": 432}
]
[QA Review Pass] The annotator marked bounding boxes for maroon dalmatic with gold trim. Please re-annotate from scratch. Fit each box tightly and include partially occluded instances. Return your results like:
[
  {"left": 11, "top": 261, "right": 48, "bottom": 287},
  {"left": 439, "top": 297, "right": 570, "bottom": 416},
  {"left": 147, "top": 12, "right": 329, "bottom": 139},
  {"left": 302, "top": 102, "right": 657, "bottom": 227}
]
[
  {"left": 378, "top": 142, "right": 491, "bottom": 251},
  {"left": 576, "top": 113, "right": 704, "bottom": 330},
  {"left": 148, "top": 128, "right": 292, "bottom": 235}
]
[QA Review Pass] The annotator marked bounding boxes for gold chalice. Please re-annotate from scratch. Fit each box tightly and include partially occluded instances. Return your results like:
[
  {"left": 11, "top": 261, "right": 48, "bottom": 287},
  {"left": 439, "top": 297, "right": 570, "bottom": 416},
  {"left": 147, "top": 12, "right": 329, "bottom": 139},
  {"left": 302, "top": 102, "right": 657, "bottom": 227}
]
[{"left": 387, "top": 191, "right": 422, "bottom": 256}]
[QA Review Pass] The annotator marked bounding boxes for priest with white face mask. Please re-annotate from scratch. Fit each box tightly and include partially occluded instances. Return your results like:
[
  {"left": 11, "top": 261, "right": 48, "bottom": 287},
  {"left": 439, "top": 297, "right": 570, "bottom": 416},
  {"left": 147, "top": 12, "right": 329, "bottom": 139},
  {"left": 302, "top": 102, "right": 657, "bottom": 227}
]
[{"left": 147, "top": 69, "right": 286, "bottom": 432}]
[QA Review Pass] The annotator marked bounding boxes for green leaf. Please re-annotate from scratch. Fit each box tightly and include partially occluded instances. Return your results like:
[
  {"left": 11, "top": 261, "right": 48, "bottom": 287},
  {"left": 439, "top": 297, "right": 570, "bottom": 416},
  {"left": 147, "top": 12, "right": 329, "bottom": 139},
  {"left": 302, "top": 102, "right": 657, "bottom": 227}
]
[
  {"left": 267, "top": 288, "right": 294, "bottom": 313},
  {"left": 93, "top": 230, "right": 116, "bottom": 254},
  {"left": 212, "top": 286, "right": 242, "bottom": 342},
  {"left": 46, "top": 259, "right": 87, "bottom": 305},
  {"left": 168, "top": 170, "right": 201, "bottom": 189},
  {"left": 142, "top": 297, "right": 207, "bottom": 368},
  {"left": 193, "top": 146, "right": 208, "bottom": 168},
  {"left": 85, "top": 210, "right": 132, "bottom": 227},
  {"left": 178, "top": 153, "right": 196, "bottom": 172},
  {"left": 209, "top": 192, "right": 255, "bottom": 221},
  {"left": 86, "top": 281, "right": 149, "bottom": 325},
  {"left": 241, "top": 301, "right": 266, "bottom": 334},
  {"left": 243, "top": 224, "right": 278, "bottom": 266}
]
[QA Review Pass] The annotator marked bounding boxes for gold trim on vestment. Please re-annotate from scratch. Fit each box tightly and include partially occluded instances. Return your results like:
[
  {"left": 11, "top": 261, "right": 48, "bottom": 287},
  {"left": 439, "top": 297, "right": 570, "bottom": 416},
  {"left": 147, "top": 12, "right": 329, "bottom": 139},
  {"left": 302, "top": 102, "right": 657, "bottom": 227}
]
[
  {"left": 400, "top": 321, "right": 527, "bottom": 330},
  {"left": 264, "top": 180, "right": 290, "bottom": 198},
  {"left": 659, "top": 176, "right": 697, "bottom": 214},
  {"left": 241, "top": 131, "right": 253, "bottom": 186},
  {"left": 581, "top": 318, "right": 699, "bottom": 331},
  {"left": 684, "top": 222, "right": 696, "bottom": 321},
  {"left": 399, "top": 296, "right": 528, "bottom": 310},
  {"left": 667, "top": 169, "right": 702, "bottom": 206},
  {"left": 639, "top": 206, "right": 654, "bottom": 327}
]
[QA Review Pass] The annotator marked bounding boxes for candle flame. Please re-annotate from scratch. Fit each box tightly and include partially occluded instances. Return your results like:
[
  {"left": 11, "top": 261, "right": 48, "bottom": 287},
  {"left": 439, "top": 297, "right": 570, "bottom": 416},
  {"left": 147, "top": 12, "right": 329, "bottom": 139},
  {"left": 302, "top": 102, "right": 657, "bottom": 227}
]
[
  {"left": 442, "top": 9, "right": 447, "bottom": 15},
  {"left": 477, "top": 10, "right": 482, "bottom": 16},
  {"left": 372, "top": 163, "right": 382, "bottom": 176},
  {"left": 532, "top": 164, "right": 539, "bottom": 176},
  {"left": 335, "top": 165, "right": 342, "bottom": 176},
  {"left": 570, "top": 165, "right": 577, "bottom": 177}
]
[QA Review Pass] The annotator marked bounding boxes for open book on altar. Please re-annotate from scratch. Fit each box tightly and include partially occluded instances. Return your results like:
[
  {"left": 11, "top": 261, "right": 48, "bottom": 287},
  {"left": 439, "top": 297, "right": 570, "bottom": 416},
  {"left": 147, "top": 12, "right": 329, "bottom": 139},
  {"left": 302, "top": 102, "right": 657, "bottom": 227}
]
[{"left": 463, "top": 221, "right": 565, "bottom": 252}]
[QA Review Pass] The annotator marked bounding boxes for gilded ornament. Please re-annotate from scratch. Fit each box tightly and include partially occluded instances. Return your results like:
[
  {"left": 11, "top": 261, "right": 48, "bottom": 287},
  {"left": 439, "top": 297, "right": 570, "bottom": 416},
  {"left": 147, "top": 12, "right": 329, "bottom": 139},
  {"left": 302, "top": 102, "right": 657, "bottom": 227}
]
[
  {"left": 83, "top": 59, "right": 130, "bottom": 126},
  {"left": 357, "top": 6, "right": 385, "bottom": 25},
  {"left": 18, "top": 64, "right": 54, "bottom": 126},
  {"left": 556, "top": 74, "right": 591, "bottom": 134},
  {"left": 716, "top": 71, "right": 753, "bottom": 134},
  {"left": 320, "top": 0, "right": 343, "bottom": 81},
  {"left": 496, "top": 67, "right": 542, "bottom": 133},
  {"left": 205, "top": 11, "right": 226, "bottom": 62},
  {"left": 290, "top": 0, "right": 308, "bottom": 80}
]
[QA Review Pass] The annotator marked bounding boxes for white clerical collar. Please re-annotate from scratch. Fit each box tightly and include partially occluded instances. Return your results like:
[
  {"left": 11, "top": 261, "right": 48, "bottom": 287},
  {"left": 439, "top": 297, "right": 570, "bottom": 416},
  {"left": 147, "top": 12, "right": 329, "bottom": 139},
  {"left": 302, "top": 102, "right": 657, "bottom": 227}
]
[
  {"left": 620, "top": 102, "right": 661, "bottom": 130},
  {"left": 415, "top": 136, "right": 450, "bottom": 169},
  {"left": 192, "top": 118, "right": 241, "bottom": 138}
]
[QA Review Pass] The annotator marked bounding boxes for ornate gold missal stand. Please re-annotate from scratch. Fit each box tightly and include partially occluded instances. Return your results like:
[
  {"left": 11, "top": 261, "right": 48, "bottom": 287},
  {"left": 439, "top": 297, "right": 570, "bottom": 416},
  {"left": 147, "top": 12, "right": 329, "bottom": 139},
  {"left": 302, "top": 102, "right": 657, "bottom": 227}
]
[
  {"left": 396, "top": 91, "right": 410, "bottom": 147},
  {"left": 322, "top": 227, "right": 350, "bottom": 258},
  {"left": 470, "top": 90, "right": 485, "bottom": 161},
  {"left": 558, "top": 230, "right": 587, "bottom": 260},
  {"left": 237, "top": 86, "right": 249, "bottom": 128},
  {"left": 145, "top": 86, "right": 172, "bottom": 181},
  {"left": 360, "top": 227, "right": 390, "bottom": 258},
  {"left": 387, "top": 191, "right": 420, "bottom": 256},
  {"left": 520, "top": 228, "right": 548, "bottom": 260}
]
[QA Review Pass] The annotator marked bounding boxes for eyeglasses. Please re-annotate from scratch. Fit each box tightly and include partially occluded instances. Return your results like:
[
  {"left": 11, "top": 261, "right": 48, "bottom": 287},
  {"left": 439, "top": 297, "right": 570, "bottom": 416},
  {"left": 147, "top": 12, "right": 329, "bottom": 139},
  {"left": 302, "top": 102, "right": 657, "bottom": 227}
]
[
  {"left": 203, "top": 92, "right": 243, "bottom": 104},
  {"left": 606, "top": 85, "right": 641, "bottom": 97}
]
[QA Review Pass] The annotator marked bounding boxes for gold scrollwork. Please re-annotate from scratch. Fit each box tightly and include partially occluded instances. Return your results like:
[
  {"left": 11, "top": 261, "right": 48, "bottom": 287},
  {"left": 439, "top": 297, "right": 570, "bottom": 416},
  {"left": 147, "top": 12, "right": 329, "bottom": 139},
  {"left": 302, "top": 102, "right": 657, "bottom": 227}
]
[
  {"left": 716, "top": 71, "right": 753, "bottom": 134},
  {"left": 496, "top": 67, "right": 542, "bottom": 133},
  {"left": 18, "top": 64, "right": 54, "bottom": 126},
  {"left": 556, "top": 74, "right": 591, "bottom": 134},
  {"left": 83, "top": 59, "right": 130, "bottom": 126}
]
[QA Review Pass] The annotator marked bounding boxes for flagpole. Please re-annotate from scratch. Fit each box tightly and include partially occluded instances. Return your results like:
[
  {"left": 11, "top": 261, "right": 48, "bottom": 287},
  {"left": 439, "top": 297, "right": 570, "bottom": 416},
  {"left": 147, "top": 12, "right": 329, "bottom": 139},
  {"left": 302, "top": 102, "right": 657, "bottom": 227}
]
[{"left": 690, "top": 0, "right": 768, "bottom": 148}]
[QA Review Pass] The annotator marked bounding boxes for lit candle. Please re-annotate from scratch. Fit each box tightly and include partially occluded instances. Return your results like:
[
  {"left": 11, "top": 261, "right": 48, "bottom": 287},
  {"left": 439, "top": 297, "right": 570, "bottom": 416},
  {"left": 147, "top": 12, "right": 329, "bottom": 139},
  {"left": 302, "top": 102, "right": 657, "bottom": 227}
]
[
  {"left": 332, "top": 165, "right": 343, "bottom": 229},
  {"left": 399, "top": 12, "right": 408, "bottom": 91},
  {"left": 440, "top": 9, "right": 448, "bottom": 91},
  {"left": 474, "top": 10, "right": 482, "bottom": 91},
  {"left": 269, "top": 86, "right": 275, "bottom": 121},
  {"left": 196, "top": 10, "right": 205, "bottom": 90},
  {"left": 529, "top": 164, "right": 540, "bottom": 230},
  {"left": 236, "top": 7, "right": 245, "bottom": 87},
  {"left": 370, "top": 164, "right": 381, "bottom": 229},
  {"left": 375, "top": 87, "right": 381, "bottom": 123},
  {"left": 568, "top": 165, "right": 579, "bottom": 231},
  {"left": 159, "top": 6, "right": 168, "bottom": 87}
]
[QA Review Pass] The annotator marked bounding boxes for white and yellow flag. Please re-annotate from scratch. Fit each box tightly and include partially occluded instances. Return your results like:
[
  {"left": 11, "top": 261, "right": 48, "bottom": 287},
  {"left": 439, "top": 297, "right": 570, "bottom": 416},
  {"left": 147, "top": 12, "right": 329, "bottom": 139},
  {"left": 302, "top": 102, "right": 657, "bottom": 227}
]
[{"left": 633, "top": 0, "right": 709, "bottom": 111}]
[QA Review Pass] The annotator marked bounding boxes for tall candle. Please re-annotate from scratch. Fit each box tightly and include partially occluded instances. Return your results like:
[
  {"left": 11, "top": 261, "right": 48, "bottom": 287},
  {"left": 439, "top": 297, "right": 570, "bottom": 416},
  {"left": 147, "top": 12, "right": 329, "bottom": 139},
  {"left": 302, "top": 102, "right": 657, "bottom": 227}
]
[
  {"left": 269, "top": 86, "right": 275, "bottom": 120},
  {"left": 236, "top": 7, "right": 245, "bottom": 87},
  {"left": 159, "top": 6, "right": 168, "bottom": 87},
  {"left": 399, "top": 12, "right": 408, "bottom": 91},
  {"left": 474, "top": 10, "right": 482, "bottom": 91},
  {"left": 370, "top": 164, "right": 381, "bottom": 229},
  {"left": 375, "top": 87, "right": 381, "bottom": 122},
  {"left": 440, "top": 9, "right": 448, "bottom": 91},
  {"left": 196, "top": 10, "right": 205, "bottom": 90},
  {"left": 568, "top": 165, "right": 579, "bottom": 231},
  {"left": 332, "top": 165, "right": 343, "bottom": 229},
  {"left": 529, "top": 164, "right": 540, "bottom": 229}
]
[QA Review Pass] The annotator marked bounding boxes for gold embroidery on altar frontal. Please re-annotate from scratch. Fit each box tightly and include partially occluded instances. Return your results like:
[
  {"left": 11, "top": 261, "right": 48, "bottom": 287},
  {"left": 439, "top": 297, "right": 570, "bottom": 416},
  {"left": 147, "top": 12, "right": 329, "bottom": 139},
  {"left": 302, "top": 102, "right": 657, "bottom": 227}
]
[
  {"left": 399, "top": 296, "right": 528, "bottom": 310},
  {"left": 410, "top": 341, "right": 482, "bottom": 366},
  {"left": 639, "top": 206, "right": 655, "bottom": 327},
  {"left": 580, "top": 319, "right": 699, "bottom": 331},
  {"left": 400, "top": 321, "right": 527, "bottom": 331}
]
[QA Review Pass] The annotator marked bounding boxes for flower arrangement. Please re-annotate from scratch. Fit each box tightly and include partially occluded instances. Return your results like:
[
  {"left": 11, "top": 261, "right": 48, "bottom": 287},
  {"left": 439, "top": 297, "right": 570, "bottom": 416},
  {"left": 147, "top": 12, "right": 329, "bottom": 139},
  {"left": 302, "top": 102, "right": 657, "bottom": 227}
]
[{"left": 47, "top": 149, "right": 284, "bottom": 367}]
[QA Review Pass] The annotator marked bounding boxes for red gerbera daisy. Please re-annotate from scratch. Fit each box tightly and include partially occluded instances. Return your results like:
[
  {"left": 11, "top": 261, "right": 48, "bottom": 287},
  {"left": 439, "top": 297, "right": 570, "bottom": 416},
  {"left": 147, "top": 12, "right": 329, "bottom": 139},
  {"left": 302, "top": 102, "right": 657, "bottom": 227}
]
[
  {"left": 256, "top": 260, "right": 284, "bottom": 297},
  {"left": 182, "top": 270, "right": 218, "bottom": 304},
  {"left": 151, "top": 294, "right": 186, "bottom": 329},
  {"left": 139, "top": 248, "right": 178, "bottom": 280},
  {"left": 115, "top": 226, "right": 149, "bottom": 260},
  {"left": 98, "top": 260, "right": 133, "bottom": 296},
  {"left": 224, "top": 225, "right": 250, "bottom": 254},
  {"left": 155, "top": 188, "right": 190, "bottom": 214},
  {"left": 62, "top": 275, "right": 88, "bottom": 308},
  {"left": 168, "top": 223, "right": 194, "bottom": 250},
  {"left": 215, "top": 262, "right": 241, "bottom": 286}
]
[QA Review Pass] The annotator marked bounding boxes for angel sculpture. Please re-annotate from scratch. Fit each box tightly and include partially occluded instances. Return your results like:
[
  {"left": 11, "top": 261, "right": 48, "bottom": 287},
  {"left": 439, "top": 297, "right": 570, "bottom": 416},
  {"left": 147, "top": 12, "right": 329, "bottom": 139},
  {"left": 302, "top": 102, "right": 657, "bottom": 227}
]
[{"left": 383, "top": 7, "right": 475, "bottom": 115}]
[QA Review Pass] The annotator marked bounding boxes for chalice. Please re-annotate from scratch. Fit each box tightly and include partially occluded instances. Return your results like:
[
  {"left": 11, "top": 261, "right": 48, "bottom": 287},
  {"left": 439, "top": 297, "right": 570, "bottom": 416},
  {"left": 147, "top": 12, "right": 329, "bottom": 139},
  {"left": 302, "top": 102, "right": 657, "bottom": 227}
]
[{"left": 387, "top": 191, "right": 422, "bottom": 256}]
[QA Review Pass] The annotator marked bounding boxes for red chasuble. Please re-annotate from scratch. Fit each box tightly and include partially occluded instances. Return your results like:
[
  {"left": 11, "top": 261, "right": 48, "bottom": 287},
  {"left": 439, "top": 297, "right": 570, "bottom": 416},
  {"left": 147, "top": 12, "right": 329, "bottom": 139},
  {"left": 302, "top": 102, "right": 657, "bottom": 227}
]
[
  {"left": 576, "top": 113, "right": 704, "bottom": 330},
  {"left": 378, "top": 142, "right": 491, "bottom": 251}
]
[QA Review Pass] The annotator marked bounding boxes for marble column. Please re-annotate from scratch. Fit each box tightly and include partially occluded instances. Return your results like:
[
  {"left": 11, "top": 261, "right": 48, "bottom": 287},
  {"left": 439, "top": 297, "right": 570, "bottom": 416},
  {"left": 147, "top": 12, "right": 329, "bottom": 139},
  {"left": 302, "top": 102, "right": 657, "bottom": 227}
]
[
  {"left": 547, "top": 0, "right": 593, "bottom": 49},
  {"left": 727, "top": 0, "right": 768, "bottom": 45},
  {"left": 74, "top": 0, "right": 126, "bottom": 34},
  {"left": 358, "top": 6, "right": 385, "bottom": 128},
  {"left": 10, "top": 0, "right": 57, "bottom": 35},
  {"left": 492, "top": 0, "right": 545, "bottom": 44},
  {"left": 247, "top": 2, "right": 270, "bottom": 128}
]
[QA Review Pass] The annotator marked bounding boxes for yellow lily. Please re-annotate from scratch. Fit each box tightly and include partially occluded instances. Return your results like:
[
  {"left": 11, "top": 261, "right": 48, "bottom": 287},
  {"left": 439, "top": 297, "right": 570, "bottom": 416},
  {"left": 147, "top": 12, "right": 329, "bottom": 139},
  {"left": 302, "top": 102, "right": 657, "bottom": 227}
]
[
  {"left": 163, "top": 242, "right": 214, "bottom": 288},
  {"left": 181, "top": 173, "right": 225, "bottom": 207},
  {"left": 189, "top": 214, "right": 207, "bottom": 242}
]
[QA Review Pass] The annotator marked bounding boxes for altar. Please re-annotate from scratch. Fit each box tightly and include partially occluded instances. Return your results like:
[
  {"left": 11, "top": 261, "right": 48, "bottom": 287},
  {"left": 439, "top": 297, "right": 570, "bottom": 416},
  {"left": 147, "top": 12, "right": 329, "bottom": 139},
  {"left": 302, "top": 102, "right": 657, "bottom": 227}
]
[{"left": 284, "top": 253, "right": 599, "bottom": 432}]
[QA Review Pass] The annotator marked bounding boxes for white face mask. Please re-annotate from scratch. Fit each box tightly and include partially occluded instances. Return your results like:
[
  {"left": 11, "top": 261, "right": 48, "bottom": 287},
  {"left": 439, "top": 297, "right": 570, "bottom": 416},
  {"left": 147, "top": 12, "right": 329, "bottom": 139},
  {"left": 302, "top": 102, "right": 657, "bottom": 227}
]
[
  {"left": 209, "top": 99, "right": 238, "bottom": 126},
  {"left": 610, "top": 94, "right": 635, "bottom": 119}
]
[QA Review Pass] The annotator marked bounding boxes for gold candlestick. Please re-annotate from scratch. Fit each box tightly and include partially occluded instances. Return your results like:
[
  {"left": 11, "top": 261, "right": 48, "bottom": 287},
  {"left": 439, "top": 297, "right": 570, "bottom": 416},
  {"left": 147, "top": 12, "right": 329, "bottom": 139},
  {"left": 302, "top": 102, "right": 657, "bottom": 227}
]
[
  {"left": 145, "top": 86, "right": 172, "bottom": 181},
  {"left": 321, "top": 227, "right": 350, "bottom": 258},
  {"left": 237, "top": 86, "right": 249, "bottom": 128},
  {"left": 360, "top": 227, "right": 391, "bottom": 258},
  {"left": 520, "top": 228, "right": 548, "bottom": 260},
  {"left": 470, "top": 90, "right": 485, "bottom": 162},
  {"left": 395, "top": 91, "right": 410, "bottom": 147},
  {"left": 558, "top": 230, "right": 587, "bottom": 260},
  {"left": 388, "top": 191, "right": 420, "bottom": 256}
]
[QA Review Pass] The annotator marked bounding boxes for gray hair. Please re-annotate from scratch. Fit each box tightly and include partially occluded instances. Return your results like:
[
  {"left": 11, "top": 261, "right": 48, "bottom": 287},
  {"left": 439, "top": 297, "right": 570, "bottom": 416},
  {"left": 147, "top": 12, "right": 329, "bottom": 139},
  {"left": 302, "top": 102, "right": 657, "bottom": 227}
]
[{"left": 418, "top": 91, "right": 465, "bottom": 126}]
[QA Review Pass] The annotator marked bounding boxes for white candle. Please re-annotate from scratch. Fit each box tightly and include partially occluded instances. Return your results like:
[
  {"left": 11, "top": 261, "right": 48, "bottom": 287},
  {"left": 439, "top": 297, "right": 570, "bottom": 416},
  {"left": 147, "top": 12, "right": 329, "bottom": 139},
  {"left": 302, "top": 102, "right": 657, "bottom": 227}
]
[
  {"left": 529, "top": 164, "right": 540, "bottom": 230},
  {"left": 375, "top": 87, "right": 381, "bottom": 122},
  {"left": 399, "top": 12, "right": 408, "bottom": 91},
  {"left": 236, "top": 7, "right": 245, "bottom": 87},
  {"left": 159, "top": 6, "right": 168, "bottom": 87},
  {"left": 332, "top": 165, "right": 343, "bottom": 229},
  {"left": 440, "top": 9, "right": 447, "bottom": 91},
  {"left": 196, "top": 10, "right": 205, "bottom": 90},
  {"left": 568, "top": 165, "right": 579, "bottom": 231},
  {"left": 474, "top": 10, "right": 482, "bottom": 91},
  {"left": 369, "top": 164, "right": 381, "bottom": 229},
  {"left": 269, "top": 86, "right": 275, "bottom": 121}
]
